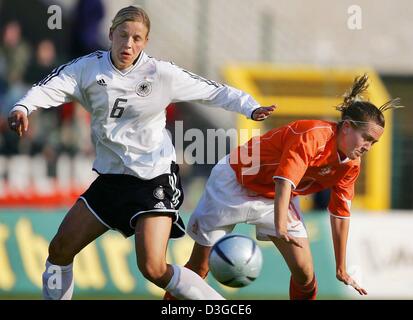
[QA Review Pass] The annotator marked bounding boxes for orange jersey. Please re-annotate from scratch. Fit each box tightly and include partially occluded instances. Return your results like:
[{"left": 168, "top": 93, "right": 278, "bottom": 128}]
[{"left": 229, "top": 120, "right": 360, "bottom": 218}]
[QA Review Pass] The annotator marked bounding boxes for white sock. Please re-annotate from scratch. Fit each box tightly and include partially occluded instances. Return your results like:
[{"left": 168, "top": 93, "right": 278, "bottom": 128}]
[
  {"left": 165, "top": 264, "right": 224, "bottom": 300},
  {"left": 42, "top": 260, "right": 74, "bottom": 300}
]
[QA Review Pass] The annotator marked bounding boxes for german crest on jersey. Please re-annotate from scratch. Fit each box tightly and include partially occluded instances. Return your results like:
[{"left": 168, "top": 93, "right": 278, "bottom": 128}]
[
  {"left": 153, "top": 186, "right": 165, "bottom": 200},
  {"left": 136, "top": 79, "right": 152, "bottom": 97}
]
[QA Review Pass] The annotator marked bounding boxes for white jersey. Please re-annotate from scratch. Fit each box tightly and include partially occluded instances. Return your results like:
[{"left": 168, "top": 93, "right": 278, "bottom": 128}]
[{"left": 11, "top": 51, "right": 260, "bottom": 179}]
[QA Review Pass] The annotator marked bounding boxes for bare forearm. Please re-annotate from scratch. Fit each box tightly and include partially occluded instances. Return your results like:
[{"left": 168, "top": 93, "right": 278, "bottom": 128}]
[
  {"left": 274, "top": 179, "right": 292, "bottom": 232},
  {"left": 330, "top": 215, "right": 350, "bottom": 272},
  {"left": 330, "top": 215, "right": 368, "bottom": 295}
]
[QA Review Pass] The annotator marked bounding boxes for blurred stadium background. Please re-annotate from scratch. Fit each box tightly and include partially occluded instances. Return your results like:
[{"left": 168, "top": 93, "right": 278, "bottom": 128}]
[{"left": 0, "top": 0, "right": 412, "bottom": 299}]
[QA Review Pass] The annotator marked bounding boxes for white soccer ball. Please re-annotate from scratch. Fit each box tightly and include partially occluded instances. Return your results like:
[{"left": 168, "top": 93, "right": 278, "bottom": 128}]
[{"left": 208, "top": 234, "right": 263, "bottom": 288}]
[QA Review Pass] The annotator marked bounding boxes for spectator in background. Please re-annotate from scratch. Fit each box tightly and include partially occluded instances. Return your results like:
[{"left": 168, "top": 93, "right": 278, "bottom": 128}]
[
  {"left": 0, "top": 21, "right": 32, "bottom": 155},
  {"left": 0, "top": 21, "right": 31, "bottom": 87},
  {"left": 24, "top": 39, "right": 57, "bottom": 86},
  {"left": 22, "top": 39, "right": 61, "bottom": 173},
  {"left": 70, "top": 0, "right": 105, "bottom": 58},
  {"left": 0, "top": 21, "right": 32, "bottom": 115}
]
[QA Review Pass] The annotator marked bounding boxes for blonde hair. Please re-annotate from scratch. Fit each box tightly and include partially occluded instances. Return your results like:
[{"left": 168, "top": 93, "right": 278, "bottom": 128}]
[
  {"left": 335, "top": 73, "right": 404, "bottom": 129},
  {"left": 110, "top": 6, "right": 150, "bottom": 36}
]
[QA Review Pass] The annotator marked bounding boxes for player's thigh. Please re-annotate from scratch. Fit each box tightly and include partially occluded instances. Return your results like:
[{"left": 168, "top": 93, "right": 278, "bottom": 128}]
[
  {"left": 269, "top": 235, "right": 314, "bottom": 278},
  {"left": 50, "top": 199, "right": 109, "bottom": 256},
  {"left": 134, "top": 213, "right": 173, "bottom": 268}
]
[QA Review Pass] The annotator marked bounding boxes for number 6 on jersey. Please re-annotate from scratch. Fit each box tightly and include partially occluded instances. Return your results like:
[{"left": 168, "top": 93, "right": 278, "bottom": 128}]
[{"left": 110, "top": 98, "right": 127, "bottom": 118}]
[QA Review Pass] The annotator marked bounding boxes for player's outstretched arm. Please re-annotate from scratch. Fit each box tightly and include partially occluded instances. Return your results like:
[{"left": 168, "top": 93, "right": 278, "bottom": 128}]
[
  {"left": 8, "top": 110, "right": 29, "bottom": 137},
  {"left": 167, "top": 62, "right": 277, "bottom": 120},
  {"left": 330, "top": 215, "right": 367, "bottom": 295}
]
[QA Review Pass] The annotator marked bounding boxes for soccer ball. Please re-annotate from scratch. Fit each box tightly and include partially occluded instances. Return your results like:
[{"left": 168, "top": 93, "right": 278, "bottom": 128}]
[{"left": 208, "top": 234, "right": 263, "bottom": 288}]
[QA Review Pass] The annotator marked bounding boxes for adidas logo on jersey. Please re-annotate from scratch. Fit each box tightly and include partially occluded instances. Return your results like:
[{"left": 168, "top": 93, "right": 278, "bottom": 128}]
[
  {"left": 96, "top": 78, "right": 107, "bottom": 86},
  {"left": 154, "top": 202, "right": 167, "bottom": 209}
]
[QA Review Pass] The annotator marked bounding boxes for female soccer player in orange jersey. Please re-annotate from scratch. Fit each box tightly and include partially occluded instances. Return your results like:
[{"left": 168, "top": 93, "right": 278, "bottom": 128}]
[{"left": 165, "top": 74, "right": 402, "bottom": 300}]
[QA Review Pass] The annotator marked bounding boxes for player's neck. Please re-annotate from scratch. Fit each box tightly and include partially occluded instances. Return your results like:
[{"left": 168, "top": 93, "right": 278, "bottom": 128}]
[{"left": 109, "top": 52, "right": 141, "bottom": 72}]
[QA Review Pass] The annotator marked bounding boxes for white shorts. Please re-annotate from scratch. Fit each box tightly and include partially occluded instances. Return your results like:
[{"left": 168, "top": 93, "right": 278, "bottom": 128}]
[{"left": 187, "top": 155, "right": 308, "bottom": 246}]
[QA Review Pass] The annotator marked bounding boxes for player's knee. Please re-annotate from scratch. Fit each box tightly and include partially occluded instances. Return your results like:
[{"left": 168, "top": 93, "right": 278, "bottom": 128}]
[
  {"left": 138, "top": 260, "right": 168, "bottom": 283},
  {"left": 291, "top": 264, "right": 314, "bottom": 286},
  {"left": 48, "top": 235, "right": 77, "bottom": 263}
]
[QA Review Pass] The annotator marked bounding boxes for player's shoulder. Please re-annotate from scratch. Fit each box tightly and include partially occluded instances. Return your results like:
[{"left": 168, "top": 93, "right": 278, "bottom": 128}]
[
  {"left": 71, "top": 50, "right": 106, "bottom": 67},
  {"left": 149, "top": 55, "right": 189, "bottom": 75},
  {"left": 57, "top": 50, "right": 106, "bottom": 73},
  {"left": 287, "top": 119, "right": 336, "bottom": 138},
  {"left": 35, "top": 51, "right": 106, "bottom": 86},
  {"left": 144, "top": 54, "right": 172, "bottom": 68},
  {"left": 140, "top": 54, "right": 177, "bottom": 77},
  {"left": 338, "top": 159, "right": 361, "bottom": 184},
  {"left": 288, "top": 119, "right": 335, "bottom": 130},
  {"left": 81, "top": 50, "right": 106, "bottom": 60}
]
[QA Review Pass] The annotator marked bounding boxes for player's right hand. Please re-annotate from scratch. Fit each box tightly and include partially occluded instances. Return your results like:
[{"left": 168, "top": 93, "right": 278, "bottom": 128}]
[{"left": 8, "top": 110, "right": 28, "bottom": 137}]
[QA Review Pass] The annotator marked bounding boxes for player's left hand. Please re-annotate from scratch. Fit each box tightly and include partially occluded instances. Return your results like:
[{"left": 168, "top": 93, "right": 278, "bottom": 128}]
[
  {"left": 251, "top": 105, "right": 276, "bottom": 121},
  {"left": 336, "top": 269, "right": 368, "bottom": 295}
]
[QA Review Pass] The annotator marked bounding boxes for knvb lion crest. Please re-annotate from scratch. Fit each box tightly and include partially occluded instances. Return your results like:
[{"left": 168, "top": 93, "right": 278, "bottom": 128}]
[
  {"left": 318, "top": 166, "right": 332, "bottom": 176},
  {"left": 153, "top": 186, "right": 165, "bottom": 200},
  {"left": 135, "top": 79, "right": 152, "bottom": 97}
]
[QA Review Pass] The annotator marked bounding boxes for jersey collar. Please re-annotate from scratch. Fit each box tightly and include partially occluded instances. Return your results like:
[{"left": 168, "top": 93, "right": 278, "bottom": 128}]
[
  {"left": 107, "top": 51, "right": 145, "bottom": 76},
  {"left": 337, "top": 153, "right": 350, "bottom": 164}
]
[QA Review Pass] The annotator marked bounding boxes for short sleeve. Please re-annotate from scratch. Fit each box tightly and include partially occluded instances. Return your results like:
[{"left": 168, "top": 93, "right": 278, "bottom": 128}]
[{"left": 328, "top": 165, "right": 360, "bottom": 218}]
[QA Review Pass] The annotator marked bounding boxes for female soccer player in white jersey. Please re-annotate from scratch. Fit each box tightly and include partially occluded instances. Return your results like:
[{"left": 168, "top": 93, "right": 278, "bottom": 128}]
[{"left": 7, "top": 6, "right": 275, "bottom": 300}]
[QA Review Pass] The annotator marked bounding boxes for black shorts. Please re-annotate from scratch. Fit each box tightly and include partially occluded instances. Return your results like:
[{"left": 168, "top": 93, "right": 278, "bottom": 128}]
[{"left": 80, "top": 163, "right": 185, "bottom": 238}]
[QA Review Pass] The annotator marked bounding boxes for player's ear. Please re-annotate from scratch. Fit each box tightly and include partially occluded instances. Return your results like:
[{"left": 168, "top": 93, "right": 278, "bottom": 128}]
[
  {"left": 143, "top": 33, "right": 149, "bottom": 45},
  {"left": 109, "top": 29, "right": 113, "bottom": 41},
  {"left": 341, "top": 120, "right": 351, "bottom": 134}
]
